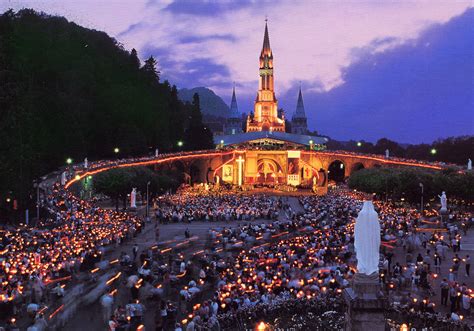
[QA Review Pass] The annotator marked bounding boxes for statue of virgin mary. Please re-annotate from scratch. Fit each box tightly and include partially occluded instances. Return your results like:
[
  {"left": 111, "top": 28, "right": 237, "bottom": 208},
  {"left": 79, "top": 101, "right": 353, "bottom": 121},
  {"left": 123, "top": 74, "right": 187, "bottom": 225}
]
[{"left": 354, "top": 201, "right": 381, "bottom": 275}]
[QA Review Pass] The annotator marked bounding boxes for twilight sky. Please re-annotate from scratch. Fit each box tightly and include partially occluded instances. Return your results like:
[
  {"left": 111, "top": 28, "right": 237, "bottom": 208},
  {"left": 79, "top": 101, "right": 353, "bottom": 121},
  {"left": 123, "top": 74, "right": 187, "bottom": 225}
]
[{"left": 2, "top": 0, "right": 473, "bottom": 143}]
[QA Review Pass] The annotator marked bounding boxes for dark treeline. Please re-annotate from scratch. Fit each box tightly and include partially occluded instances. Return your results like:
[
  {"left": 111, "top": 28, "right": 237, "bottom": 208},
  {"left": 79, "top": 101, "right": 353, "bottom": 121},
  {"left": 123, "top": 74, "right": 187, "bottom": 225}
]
[
  {"left": 0, "top": 9, "right": 213, "bottom": 217},
  {"left": 93, "top": 167, "right": 180, "bottom": 211},
  {"left": 327, "top": 136, "right": 473, "bottom": 166},
  {"left": 348, "top": 168, "right": 474, "bottom": 204}
]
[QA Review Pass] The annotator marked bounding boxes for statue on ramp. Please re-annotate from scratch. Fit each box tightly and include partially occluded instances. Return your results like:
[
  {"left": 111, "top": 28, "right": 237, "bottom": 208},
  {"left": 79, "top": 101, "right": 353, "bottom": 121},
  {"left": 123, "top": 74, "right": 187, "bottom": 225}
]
[
  {"left": 354, "top": 201, "right": 381, "bottom": 275},
  {"left": 130, "top": 188, "right": 137, "bottom": 209},
  {"left": 438, "top": 191, "right": 447, "bottom": 212}
]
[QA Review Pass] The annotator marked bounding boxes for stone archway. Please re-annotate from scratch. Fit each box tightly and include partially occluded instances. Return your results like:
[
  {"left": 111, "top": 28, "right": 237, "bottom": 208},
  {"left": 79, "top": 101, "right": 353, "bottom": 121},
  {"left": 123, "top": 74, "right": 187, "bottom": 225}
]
[
  {"left": 257, "top": 158, "right": 283, "bottom": 185},
  {"left": 328, "top": 160, "right": 346, "bottom": 183}
]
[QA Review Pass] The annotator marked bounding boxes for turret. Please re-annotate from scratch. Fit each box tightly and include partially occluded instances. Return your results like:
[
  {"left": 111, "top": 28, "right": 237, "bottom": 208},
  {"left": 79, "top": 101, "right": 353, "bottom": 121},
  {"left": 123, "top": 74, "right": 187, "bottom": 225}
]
[{"left": 291, "top": 87, "right": 308, "bottom": 135}]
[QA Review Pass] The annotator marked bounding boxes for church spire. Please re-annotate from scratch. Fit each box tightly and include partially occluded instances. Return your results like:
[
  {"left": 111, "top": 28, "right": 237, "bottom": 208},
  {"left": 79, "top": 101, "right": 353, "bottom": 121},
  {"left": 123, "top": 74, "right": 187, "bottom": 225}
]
[
  {"left": 229, "top": 84, "right": 239, "bottom": 118},
  {"left": 293, "top": 86, "right": 306, "bottom": 119},
  {"left": 261, "top": 19, "right": 271, "bottom": 57}
]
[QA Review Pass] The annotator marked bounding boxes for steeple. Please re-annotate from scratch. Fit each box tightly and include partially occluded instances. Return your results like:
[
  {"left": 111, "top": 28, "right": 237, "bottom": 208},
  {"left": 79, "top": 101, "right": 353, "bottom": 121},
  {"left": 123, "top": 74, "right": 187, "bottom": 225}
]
[
  {"left": 229, "top": 84, "right": 239, "bottom": 118},
  {"left": 293, "top": 86, "right": 306, "bottom": 119},
  {"left": 246, "top": 19, "right": 285, "bottom": 133},
  {"left": 261, "top": 19, "right": 272, "bottom": 58}
]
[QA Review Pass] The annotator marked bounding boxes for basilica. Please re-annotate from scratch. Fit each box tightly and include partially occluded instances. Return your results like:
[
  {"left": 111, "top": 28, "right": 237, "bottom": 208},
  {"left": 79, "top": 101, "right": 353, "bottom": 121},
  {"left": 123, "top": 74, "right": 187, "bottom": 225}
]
[
  {"left": 214, "top": 21, "right": 327, "bottom": 189},
  {"left": 222, "top": 21, "right": 312, "bottom": 137}
]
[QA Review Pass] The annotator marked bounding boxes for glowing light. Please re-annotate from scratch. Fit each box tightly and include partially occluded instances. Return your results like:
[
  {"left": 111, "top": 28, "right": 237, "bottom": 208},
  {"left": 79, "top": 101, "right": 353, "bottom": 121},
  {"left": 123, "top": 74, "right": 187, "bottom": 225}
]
[
  {"left": 114, "top": 147, "right": 120, "bottom": 154},
  {"left": 257, "top": 321, "right": 267, "bottom": 331},
  {"left": 357, "top": 142, "right": 362, "bottom": 147},
  {"left": 177, "top": 141, "right": 183, "bottom": 147},
  {"left": 66, "top": 158, "right": 72, "bottom": 164},
  {"left": 430, "top": 148, "right": 437, "bottom": 155},
  {"left": 49, "top": 304, "right": 64, "bottom": 320}
]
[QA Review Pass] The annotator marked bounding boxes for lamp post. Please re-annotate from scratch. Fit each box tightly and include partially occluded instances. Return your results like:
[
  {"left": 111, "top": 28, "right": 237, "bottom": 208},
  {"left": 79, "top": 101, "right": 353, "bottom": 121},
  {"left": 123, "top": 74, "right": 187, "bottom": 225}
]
[
  {"left": 146, "top": 181, "right": 151, "bottom": 220},
  {"left": 419, "top": 183, "right": 424, "bottom": 216},
  {"left": 66, "top": 158, "right": 72, "bottom": 165},
  {"left": 36, "top": 182, "right": 40, "bottom": 221}
]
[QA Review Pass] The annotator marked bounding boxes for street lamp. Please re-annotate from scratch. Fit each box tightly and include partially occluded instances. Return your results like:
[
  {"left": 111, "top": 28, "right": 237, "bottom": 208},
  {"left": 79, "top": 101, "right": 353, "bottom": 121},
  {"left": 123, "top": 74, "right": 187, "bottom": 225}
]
[
  {"left": 177, "top": 141, "right": 183, "bottom": 147},
  {"left": 114, "top": 147, "right": 120, "bottom": 154},
  {"left": 357, "top": 141, "right": 362, "bottom": 147},
  {"left": 146, "top": 181, "right": 151, "bottom": 220},
  {"left": 66, "top": 158, "right": 72, "bottom": 165},
  {"left": 430, "top": 148, "right": 437, "bottom": 155},
  {"left": 419, "top": 183, "right": 424, "bottom": 216},
  {"left": 33, "top": 180, "right": 41, "bottom": 222}
]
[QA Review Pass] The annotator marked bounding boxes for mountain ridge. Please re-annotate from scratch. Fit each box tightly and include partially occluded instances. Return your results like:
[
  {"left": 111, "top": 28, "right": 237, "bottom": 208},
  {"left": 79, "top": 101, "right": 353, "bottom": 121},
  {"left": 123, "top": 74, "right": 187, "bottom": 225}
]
[{"left": 178, "top": 87, "right": 230, "bottom": 118}]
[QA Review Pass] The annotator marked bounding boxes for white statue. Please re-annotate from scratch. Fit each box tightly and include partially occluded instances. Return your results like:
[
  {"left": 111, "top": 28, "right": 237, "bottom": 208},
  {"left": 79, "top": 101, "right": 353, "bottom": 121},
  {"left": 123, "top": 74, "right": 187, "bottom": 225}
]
[
  {"left": 438, "top": 191, "right": 447, "bottom": 211},
  {"left": 155, "top": 149, "right": 159, "bottom": 157},
  {"left": 84, "top": 157, "right": 88, "bottom": 168},
  {"left": 215, "top": 175, "right": 220, "bottom": 185},
  {"left": 130, "top": 188, "right": 137, "bottom": 208},
  {"left": 354, "top": 201, "right": 381, "bottom": 275},
  {"left": 385, "top": 149, "right": 389, "bottom": 158},
  {"left": 312, "top": 176, "right": 317, "bottom": 186},
  {"left": 468, "top": 159, "right": 472, "bottom": 171},
  {"left": 60, "top": 171, "right": 67, "bottom": 186}
]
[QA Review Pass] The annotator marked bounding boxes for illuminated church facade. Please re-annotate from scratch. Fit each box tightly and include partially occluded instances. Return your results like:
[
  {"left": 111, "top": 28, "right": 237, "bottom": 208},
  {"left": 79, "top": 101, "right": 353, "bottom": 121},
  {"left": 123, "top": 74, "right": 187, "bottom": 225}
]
[
  {"left": 216, "top": 21, "right": 327, "bottom": 189},
  {"left": 246, "top": 22, "right": 286, "bottom": 133}
]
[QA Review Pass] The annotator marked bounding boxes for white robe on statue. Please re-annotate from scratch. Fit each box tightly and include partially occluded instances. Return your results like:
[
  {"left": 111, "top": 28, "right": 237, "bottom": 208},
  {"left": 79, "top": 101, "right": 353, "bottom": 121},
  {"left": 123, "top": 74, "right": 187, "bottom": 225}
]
[{"left": 354, "top": 201, "right": 381, "bottom": 275}]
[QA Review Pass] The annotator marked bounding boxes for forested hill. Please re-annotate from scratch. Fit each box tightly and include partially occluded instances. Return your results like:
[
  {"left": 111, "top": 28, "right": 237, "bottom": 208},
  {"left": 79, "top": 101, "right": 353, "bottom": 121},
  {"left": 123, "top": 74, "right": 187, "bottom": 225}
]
[
  {"left": 179, "top": 87, "right": 230, "bottom": 118},
  {"left": 0, "top": 9, "right": 213, "bottom": 214}
]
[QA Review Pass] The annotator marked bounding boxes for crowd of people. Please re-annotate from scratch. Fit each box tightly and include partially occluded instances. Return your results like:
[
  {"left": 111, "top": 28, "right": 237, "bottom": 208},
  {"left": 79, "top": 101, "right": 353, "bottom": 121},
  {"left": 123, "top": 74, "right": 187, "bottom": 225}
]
[
  {"left": 170, "top": 189, "right": 473, "bottom": 330},
  {"left": 0, "top": 184, "right": 144, "bottom": 329},
  {"left": 154, "top": 190, "right": 280, "bottom": 223},
  {"left": 1, "top": 147, "right": 472, "bottom": 330}
]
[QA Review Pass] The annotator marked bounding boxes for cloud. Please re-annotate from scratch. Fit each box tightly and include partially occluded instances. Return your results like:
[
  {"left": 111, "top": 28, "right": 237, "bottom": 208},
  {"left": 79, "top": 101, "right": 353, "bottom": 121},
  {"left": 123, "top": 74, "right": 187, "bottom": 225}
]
[
  {"left": 1, "top": 0, "right": 472, "bottom": 142},
  {"left": 280, "top": 8, "right": 473, "bottom": 143},
  {"left": 162, "top": 0, "right": 255, "bottom": 16}
]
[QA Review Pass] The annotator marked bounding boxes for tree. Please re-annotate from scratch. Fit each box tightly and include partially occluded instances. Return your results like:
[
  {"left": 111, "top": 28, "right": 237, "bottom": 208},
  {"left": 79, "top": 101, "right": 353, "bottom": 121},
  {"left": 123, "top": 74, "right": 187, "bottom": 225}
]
[
  {"left": 0, "top": 10, "right": 198, "bottom": 220},
  {"left": 373, "top": 138, "right": 405, "bottom": 157},
  {"left": 94, "top": 168, "right": 133, "bottom": 211},
  {"left": 184, "top": 93, "right": 214, "bottom": 150},
  {"left": 348, "top": 167, "right": 474, "bottom": 204},
  {"left": 141, "top": 56, "right": 160, "bottom": 83},
  {"left": 130, "top": 48, "right": 140, "bottom": 69}
]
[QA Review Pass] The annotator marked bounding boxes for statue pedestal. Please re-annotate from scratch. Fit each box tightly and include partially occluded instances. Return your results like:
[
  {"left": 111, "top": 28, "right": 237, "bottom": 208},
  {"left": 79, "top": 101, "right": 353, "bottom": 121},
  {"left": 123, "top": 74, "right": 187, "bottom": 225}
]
[
  {"left": 344, "top": 273, "right": 386, "bottom": 331},
  {"left": 439, "top": 208, "right": 448, "bottom": 227}
]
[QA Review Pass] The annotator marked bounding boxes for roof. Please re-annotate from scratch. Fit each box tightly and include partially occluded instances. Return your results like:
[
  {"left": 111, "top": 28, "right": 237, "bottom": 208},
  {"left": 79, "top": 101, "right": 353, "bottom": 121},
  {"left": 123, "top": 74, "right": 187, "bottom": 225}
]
[
  {"left": 260, "top": 21, "right": 272, "bottom": 58},
  {"left": 214, "top": 131, "right": 327, "bottom": 147},
  {"left": 292, "top": 87, "right": 306, "bottom": 120}
]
